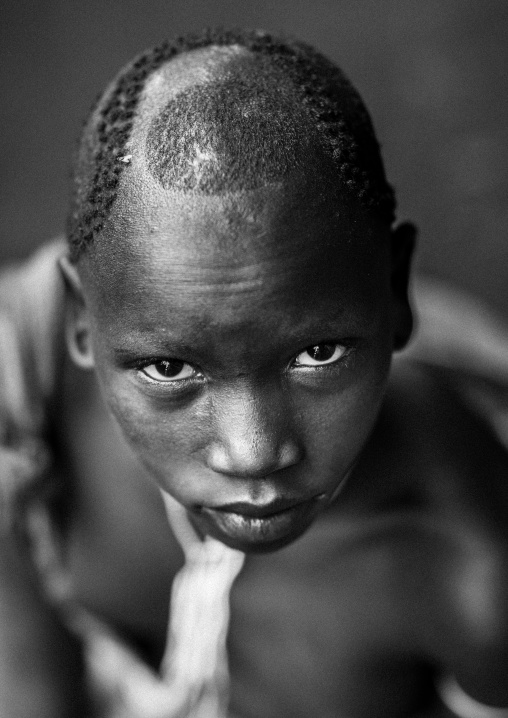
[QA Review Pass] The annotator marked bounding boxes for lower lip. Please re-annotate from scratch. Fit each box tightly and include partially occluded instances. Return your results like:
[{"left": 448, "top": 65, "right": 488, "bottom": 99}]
[{"left": 199, "top": 497, "right": 323, "bottom": 550}]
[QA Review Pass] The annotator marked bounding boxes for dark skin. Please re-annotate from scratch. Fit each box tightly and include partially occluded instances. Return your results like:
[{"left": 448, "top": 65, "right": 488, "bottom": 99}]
[
  {"left": 65, "top": 174, "right": 401, "bottom": 553},
  {"left": 53, "top": 144, "right": 508, "bottom": 717},
  {"left": 2, "top": 49, "right": 507, "bottom": 716}
]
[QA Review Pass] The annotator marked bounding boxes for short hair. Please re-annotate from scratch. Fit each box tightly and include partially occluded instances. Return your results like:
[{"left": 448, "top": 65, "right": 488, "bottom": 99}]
[
  {"left": 67, "top": 28, "right": 396, "bottom": 261},
  {"left": 145, "top": 71, "right": 315, "bottom": 195}
]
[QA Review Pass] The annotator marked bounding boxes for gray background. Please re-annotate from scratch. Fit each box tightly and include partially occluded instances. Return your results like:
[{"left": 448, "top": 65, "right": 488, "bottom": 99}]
[{"left": 1, "top": 0, "right": 507, "bottom": 314}]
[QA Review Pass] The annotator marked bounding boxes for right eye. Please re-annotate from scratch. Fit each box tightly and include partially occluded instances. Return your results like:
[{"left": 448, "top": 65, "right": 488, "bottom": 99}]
[{"left": 140, "top": 360, "right": 196, "bottom": 383}]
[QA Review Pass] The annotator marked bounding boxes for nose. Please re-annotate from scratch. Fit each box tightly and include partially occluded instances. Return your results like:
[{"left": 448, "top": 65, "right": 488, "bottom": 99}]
[{"left": 205, "top": 385, "right": 303, "bottom": 479}]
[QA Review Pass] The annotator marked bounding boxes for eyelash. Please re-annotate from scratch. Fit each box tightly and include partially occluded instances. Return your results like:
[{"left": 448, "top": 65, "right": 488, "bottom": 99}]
[
  {"left": 134, "top": 342, "right": 354, "bottom": 386},
  {"left": 136, "top": 359, "right": 202, "bottom": 386},
  {"left": 292, "top": 342, "right": 351, "bottom": 369}
]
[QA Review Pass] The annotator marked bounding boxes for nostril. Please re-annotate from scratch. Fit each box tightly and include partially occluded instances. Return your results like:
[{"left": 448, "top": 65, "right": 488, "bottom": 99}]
[
  {"left": 206, "top": 439, "right": 302, "bottom": 479},
  {"left": 206, "top": 443, "right": 276, "bottom": 478},
  {"left": 278, "top": 442, "right": 303, "bottom": 470}
]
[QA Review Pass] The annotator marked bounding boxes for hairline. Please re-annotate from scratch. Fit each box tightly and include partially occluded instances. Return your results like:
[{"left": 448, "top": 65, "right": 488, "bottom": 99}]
[{"left": 67, "top": 29, "right": 397, "bottom": 261}]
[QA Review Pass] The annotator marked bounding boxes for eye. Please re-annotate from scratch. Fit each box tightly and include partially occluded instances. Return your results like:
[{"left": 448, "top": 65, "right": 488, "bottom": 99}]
[
  {"left": 293, "top": 343, "right": 347, "bottom": 367},
  {"left": 140, "top": 359, "right": 196, "bottom": 382}
]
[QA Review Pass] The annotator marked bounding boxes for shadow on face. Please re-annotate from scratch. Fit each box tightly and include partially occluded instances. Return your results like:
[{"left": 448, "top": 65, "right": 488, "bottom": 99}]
[{"left": 60, "top": 51, "right": 414, "bottom": 551}]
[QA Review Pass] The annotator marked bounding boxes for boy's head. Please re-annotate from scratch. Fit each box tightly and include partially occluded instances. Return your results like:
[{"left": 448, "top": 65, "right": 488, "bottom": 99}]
[
  {"left": 67, "top": 28, "right": 396, "bottom": 258},
  {"left": 61, "top": 29, "right": 415, "bottom": 552}
]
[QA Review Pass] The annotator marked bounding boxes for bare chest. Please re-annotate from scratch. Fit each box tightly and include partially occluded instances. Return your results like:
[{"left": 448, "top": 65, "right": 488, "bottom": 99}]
[{"left": 227, "top": 516, "right": 445, "bottom": 718}]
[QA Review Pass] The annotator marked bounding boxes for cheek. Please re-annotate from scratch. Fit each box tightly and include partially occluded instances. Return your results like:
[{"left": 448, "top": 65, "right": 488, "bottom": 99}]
[
  {"left": 295, "top": 343, "right": 392, "bottom": 467},
  {"left": 115, "top": 392, "right": 204, "bottom": 457},
  {"left": 92, "top": 359, "right": 209, "bottom": 470},
  {"left": 91, "top": 325, "right": 392, "bottom": 493},
  {"left": 296, "top": 387, "right": 382, "bottom": 471}
]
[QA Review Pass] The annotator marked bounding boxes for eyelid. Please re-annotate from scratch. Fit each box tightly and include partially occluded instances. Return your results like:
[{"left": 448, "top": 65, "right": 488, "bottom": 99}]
[
  {"left": 136, "top": 359, "right": 201, "bottom": 384},
  {"left": 291, "top": 342, "right": 352, "bottom": 369}
]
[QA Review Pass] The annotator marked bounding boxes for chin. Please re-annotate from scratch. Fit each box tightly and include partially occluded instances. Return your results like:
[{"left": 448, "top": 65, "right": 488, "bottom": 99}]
[{"left": 219, "top": 528, "right": 311, "bottom": 553}]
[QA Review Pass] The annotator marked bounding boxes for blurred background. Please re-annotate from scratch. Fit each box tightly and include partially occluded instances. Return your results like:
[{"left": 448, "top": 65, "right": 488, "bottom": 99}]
[{"left": 1, "top": 0, "right": 507, "bottom": 314}]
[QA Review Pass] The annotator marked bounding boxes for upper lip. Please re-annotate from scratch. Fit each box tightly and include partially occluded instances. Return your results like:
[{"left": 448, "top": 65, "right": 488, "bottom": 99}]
[{"left": 203, "top": 495, "right": 321, "bottom": 518}]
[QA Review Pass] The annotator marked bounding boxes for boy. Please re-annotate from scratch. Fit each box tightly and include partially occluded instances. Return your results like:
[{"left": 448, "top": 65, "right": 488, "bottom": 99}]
[{"left": 1, "top": 28, "right": 508, "bottom": 718}]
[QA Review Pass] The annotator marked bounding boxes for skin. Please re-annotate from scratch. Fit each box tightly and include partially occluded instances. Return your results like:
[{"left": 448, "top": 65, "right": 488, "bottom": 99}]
[
  {"left": 64, "top": 46, "right": 410, "bottom": 551},
  {"left": 48, "top": 52, "right": 508, "bottom": 717},
  {"left": 58, "top": 169, "right": 413, "bottom": 713},
  {"left": 1, "top": 46, "right": 507, "bottom": 718},
  {"left": 61, "top": 159, "right": 412, "bottom": 553},
  {"left": 57, "top": 162, "right": 508, "bottom": 716}
]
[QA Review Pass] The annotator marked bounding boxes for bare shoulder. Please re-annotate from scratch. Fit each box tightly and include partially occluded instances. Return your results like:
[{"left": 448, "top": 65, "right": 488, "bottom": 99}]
[
  {"left": 386, "top": 358, "right": 508, "bottom": 528},
  {"left": 384, "top": 359, "right": 508, "bottom": 704}
]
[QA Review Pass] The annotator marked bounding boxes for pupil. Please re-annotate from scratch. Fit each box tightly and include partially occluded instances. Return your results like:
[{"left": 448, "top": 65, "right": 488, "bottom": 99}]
[
  {"left": 156, "top": 360, "right": 184, "bottom": 377},
  {"left": 309, "top": 344, "right": 334, "bottom": 361}
]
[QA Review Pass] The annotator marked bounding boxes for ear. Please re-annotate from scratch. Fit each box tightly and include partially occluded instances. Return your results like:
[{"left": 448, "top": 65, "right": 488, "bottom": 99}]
[
  {"left": 390, "top": 221, "right": 416, "bottom": 351},
  {"left": 58, "top": 255, "right": 95, "bottom": 369}
]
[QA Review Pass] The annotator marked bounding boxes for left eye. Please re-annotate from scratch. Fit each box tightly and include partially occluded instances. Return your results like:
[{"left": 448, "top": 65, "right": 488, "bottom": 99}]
[
  {"left": 140, "top": 360, "right": 196, "bottom": 382},
  {"left": 294, "top": 343, "right": 347, "bottom": 367}
]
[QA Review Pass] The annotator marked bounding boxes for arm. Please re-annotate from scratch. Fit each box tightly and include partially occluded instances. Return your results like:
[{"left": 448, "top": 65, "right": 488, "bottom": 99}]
[
  {"left": 0, "top": 241, "right": 88, "bottom": 716},
  {"left": 0, "top": 441, "right": 88, "bottom": 717},
  {"left": 392, "top": 360, "right": 508, "bottom": 713}
]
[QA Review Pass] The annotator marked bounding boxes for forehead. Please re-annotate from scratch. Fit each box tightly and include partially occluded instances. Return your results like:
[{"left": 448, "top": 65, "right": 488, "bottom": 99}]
[
  {"left": 81, "top": 46, "right": 390, "bottom": 328},
  {"left": 83, "top": 176, "right": 390, "bottom": 338}
]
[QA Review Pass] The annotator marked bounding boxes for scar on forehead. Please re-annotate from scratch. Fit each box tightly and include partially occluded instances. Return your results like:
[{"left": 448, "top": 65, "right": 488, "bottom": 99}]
[{"left": 144, "top": 74, "right": 316, "bottom": 195}]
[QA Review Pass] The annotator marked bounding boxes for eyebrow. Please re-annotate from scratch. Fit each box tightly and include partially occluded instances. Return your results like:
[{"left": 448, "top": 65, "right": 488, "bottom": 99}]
[{"left": 108, "top": 310, "right": 377, "bottom": 364}]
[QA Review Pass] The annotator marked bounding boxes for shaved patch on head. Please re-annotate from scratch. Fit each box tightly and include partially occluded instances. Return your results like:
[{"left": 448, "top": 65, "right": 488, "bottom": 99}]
[
  {"left": 145, "top": 74, "right": 313, "bottom": 194},
  {"left": 67, "top": 29, "right": 397, "bottom": 260}
]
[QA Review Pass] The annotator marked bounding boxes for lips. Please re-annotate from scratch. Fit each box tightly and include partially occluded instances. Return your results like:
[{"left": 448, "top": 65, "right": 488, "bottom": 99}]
[
  {"left": 210, "top": 496, "right": 311, "bottom": 518},
  {"left": 195, "top": 494, "right": 326, "bottom": 552}
]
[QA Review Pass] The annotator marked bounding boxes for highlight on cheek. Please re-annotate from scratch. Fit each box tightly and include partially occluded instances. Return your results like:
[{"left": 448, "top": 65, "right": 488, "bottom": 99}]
[
  {"left": 293, "top": 343, "right": 348, "bottom": 368},
  {"left": 140, "top": 359, "right": 197, "bottom": 382}
]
